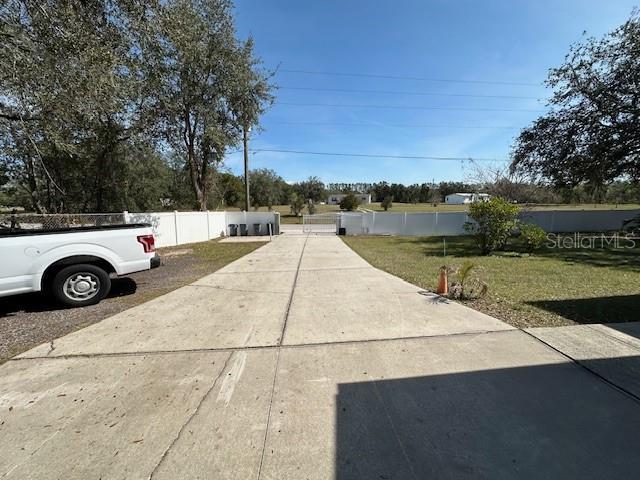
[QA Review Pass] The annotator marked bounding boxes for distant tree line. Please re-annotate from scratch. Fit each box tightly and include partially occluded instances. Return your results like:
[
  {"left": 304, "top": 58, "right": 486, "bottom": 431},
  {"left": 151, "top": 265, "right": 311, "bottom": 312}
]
[
  {"left": 327, "top": 179, "right": 639, "bottom": 205},
  {"left": 326, "top": 182, "right": 439, "bottom": 203},
  {"left": 208, "top": 174, "right": 640, "bottom": 208},
  {"left": 3, "top": 157, "right": 638, "bottom": 211},
  {"left": 322, "top": 182, "right": 411, "bottom": 202},
  {"left": 209, "top": 171, "right": 326, "bottom": 211}
]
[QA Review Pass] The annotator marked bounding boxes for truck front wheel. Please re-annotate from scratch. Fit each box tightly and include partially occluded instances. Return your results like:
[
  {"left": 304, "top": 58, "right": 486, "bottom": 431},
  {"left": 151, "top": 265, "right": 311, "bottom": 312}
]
[{"left": 51, "top": 264, "right": 112, "bottom": 307}]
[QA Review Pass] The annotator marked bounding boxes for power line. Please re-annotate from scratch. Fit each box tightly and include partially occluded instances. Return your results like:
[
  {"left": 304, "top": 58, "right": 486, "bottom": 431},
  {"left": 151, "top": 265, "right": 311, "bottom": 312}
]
[
  {"left": 277, "top": 101, "right": 544, "bottom": 113},
  {"left": 279, "top": 68, "right": 542, "bottom": 87},
  {"left": 279, "top": 86, "right": 540, "bottom": 100},
  {"left": 246, "top": 148, "right": 508, "bottom": 162},
  {"left": 268, "top": 120, "right": 520, "bottom": 130}
]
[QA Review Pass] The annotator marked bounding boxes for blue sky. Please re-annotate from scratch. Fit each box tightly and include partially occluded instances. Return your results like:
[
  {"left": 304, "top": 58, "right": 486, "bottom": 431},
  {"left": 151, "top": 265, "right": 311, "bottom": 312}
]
[{"left": 225, "top": 0, "right": 638, "bottom": 184}]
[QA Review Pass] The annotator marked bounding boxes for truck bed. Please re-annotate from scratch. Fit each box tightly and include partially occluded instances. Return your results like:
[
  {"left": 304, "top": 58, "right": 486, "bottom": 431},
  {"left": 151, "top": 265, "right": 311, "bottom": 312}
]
[{"left": 0, "top": 223, "right": 152, "bottom": 238}]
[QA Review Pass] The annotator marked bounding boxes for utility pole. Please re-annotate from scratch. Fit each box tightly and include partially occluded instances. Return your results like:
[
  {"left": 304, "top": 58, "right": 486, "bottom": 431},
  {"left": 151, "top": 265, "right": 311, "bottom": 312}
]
[{"left": 243, "top": 126, "right": 251, "bottom": 211}]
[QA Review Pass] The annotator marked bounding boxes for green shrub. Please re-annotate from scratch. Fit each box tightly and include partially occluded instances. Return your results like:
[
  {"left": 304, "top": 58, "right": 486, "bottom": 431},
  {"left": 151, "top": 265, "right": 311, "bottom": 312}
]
[
  {"left": 519, "top": 223, "right": 547, "bottom": 253},
  {"left": 464, "top": 197, "right": 520, "bottom": 255},
  {"left": 381, "top": 195, "right": 393, "bottom": 211},
  {"left": 339, "top": 193, "right": 360, "bottom": 211}
]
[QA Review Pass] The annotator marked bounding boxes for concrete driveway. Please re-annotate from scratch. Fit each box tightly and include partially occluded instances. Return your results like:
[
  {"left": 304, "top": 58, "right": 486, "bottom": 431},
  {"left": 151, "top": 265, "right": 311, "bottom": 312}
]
[{"left": 2, "top": 234, "right": 640, "bottom": 479}]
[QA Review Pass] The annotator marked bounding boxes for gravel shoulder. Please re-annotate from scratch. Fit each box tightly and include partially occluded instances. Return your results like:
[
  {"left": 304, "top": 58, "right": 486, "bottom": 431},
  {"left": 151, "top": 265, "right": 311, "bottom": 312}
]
[{"left": 0, "top": 239, "right": 264, "bottom": 362}]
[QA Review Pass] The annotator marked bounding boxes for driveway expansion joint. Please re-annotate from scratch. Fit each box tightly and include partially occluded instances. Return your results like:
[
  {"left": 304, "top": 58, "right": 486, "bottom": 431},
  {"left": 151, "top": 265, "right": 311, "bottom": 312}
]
[
  {"left": 147, "top": 351, "right": 235, "bottom": 479},
  {"left": 584, "top": 324, "right": 640, "bottom": 352},
  {"left": 370, "top": 380, "right": 420, "bottom": 480},
  {"left": 186, "top": 284, "right": 291, "bottom": 296},
  {"left": 522, "top": 329, "right": 640, "bottom": 405},
  {"left": 9, "top": 328, "right": 519, "bottom": 362},
  {"left": 257, "top": 233, "right": 309, "bottom": 479},
  {"left": 279, "top": 233, "right": 309, "bottom": 346}
]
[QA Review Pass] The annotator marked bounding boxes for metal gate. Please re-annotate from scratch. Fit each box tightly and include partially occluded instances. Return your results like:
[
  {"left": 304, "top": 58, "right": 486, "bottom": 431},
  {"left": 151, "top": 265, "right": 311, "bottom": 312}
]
[{"left": 302, "top": 213, "right": 338, "bottom": 234}]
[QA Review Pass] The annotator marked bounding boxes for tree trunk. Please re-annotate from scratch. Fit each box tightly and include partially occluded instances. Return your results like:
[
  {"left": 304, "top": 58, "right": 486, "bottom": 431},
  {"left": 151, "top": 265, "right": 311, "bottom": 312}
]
[
  {"left": 184, "top": 148, "right": 208, "bottom": 211},
  {"left": 95, "top": 153, "right": 105, "bottom": 212},
  {"left": 183, "top": 111, "right": 208, "bottom": 211},
  {"left": 199, "top": 150, "right": 209, "bottom": 211},
  {"left": 25, "top": 158, "right": 46, "bottom": 213},
  {"left": 196, "top": 182, "right": 207, "bottom": 211}
]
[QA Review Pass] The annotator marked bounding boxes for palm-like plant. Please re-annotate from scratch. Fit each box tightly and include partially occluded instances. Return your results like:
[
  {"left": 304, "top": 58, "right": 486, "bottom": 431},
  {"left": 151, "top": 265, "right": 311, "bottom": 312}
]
[{"left": 449, "top": 261, "right": 488, "bottom": 300}]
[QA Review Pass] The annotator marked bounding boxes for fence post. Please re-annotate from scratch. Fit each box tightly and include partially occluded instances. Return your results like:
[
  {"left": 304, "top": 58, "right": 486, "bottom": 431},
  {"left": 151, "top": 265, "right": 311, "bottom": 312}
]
[
  {"left": 206, "top": 210, "right": 211, "bottom": 239},
  {"left": 123, "top": 210, "right": 130, "bottom": 224},
  {"left": 174, "top": 210, "right": 179, "bottom": 246},
  {"left": 403, "top": 212, "right": 407, "bottom": 234}
]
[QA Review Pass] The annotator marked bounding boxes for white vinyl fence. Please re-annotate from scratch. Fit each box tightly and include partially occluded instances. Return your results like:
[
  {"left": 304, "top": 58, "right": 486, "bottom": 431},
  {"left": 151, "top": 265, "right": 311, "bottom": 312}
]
[
  {"left": 339, "top": 209, "right": 640, "bottom": 236},
  {"left": 126, "top": 210, "right": 280, "bottom": 247}
]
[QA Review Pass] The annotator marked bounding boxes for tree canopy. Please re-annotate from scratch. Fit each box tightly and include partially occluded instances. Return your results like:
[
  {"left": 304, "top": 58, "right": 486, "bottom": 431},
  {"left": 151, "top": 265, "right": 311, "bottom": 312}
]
[
  {"left": 0, "top": 0, "right": 273, "bottom": 212},
  {"left": 511, "top": 11, "right": 640, "bottom": 197},
  {"left": 293, "top": 176, "right": 325, "bottom": 203},
  {"left": 249, "top": 168, "right": 289, "bottom": 209}
]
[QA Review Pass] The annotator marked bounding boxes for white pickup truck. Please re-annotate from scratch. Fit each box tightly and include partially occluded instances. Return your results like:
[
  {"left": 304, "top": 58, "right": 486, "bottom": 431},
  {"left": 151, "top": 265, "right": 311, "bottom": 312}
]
[{"left": 0, "top": 223, "right": 160, "bottom": 307}]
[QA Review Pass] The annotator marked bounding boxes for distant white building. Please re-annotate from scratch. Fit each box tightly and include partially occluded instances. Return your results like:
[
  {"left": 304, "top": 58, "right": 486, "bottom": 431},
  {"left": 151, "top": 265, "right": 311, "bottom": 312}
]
[
  {"left": 444, "top": 193, "right": 490, "bottom": 205},
  {"left": 327, "top": 193, "right": 372, "bottom": 205}
]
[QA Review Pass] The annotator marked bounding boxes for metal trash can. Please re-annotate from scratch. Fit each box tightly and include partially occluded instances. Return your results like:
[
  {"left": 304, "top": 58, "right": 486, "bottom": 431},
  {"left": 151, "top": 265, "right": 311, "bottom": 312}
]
[
  {"left": 239, "top": 224, "right": 248, "bottom": 236},
  {"left": 253, "top": 223, "right": 262, "bottom": 236},
  {"left": 267, "top": 221, "right": 277, "bottom": 236},
  {"left": 228, "top": 224, "right": 238, "bottom": 236}
]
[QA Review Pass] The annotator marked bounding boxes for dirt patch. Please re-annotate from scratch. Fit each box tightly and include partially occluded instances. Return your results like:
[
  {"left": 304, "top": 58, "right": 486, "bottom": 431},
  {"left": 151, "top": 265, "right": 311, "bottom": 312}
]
[
  {"left": 0, "top": 240, "right": 263, "bottom": 362},
  {"left": 458, "top": 298, "right": 574, "bottom": 329}
]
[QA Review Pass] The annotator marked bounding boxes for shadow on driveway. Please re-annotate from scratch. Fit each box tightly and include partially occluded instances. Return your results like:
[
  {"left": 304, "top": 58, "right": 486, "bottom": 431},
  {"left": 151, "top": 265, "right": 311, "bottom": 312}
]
[
  {"left": 0, "top": 278, "right": 137, "bottom": 318},
  {"left": 0, "top": 278, "right": 139, "bottom": 362},
  {"left": 336, "top": 358, "right": 640, "bottom": 479}
]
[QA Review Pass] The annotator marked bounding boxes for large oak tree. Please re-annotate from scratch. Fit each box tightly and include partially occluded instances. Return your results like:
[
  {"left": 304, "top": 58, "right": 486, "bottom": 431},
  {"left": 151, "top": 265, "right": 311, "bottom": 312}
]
[{"left": 511, "top": 11, "right": 640, "bottom": 199}]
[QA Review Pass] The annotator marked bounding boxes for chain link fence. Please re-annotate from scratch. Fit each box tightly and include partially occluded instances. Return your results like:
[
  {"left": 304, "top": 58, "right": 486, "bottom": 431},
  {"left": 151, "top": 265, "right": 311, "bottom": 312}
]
[{"left": 0, "top": 213, "right": 126, "bottom": 232}]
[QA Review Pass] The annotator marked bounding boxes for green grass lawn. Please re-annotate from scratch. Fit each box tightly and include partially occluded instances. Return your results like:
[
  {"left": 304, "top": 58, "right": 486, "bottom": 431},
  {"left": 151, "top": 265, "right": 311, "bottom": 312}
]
[
  {"left": 342, "top": 235, "right": 640, "bottom": 328},
  {"left": 188, "top": 238, "right": 265, "bottom": 264}
]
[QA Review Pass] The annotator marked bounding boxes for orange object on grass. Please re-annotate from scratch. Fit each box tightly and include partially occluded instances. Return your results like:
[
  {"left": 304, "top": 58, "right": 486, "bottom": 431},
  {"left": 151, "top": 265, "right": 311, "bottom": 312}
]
[{"left": 436, "top": 267, "right": 448, "bottom": 295}]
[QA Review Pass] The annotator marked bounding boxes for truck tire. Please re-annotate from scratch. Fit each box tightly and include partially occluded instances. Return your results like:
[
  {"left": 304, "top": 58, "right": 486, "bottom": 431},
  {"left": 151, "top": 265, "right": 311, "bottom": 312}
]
[{"left": 51, "top": 264, "right": 112, "bottom": 307}]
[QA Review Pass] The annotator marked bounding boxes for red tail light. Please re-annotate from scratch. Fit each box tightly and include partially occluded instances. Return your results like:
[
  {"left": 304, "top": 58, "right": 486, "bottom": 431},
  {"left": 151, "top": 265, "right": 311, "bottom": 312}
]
[{"left": 137, "top": 234, "right": 155, "bottom": 253}]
